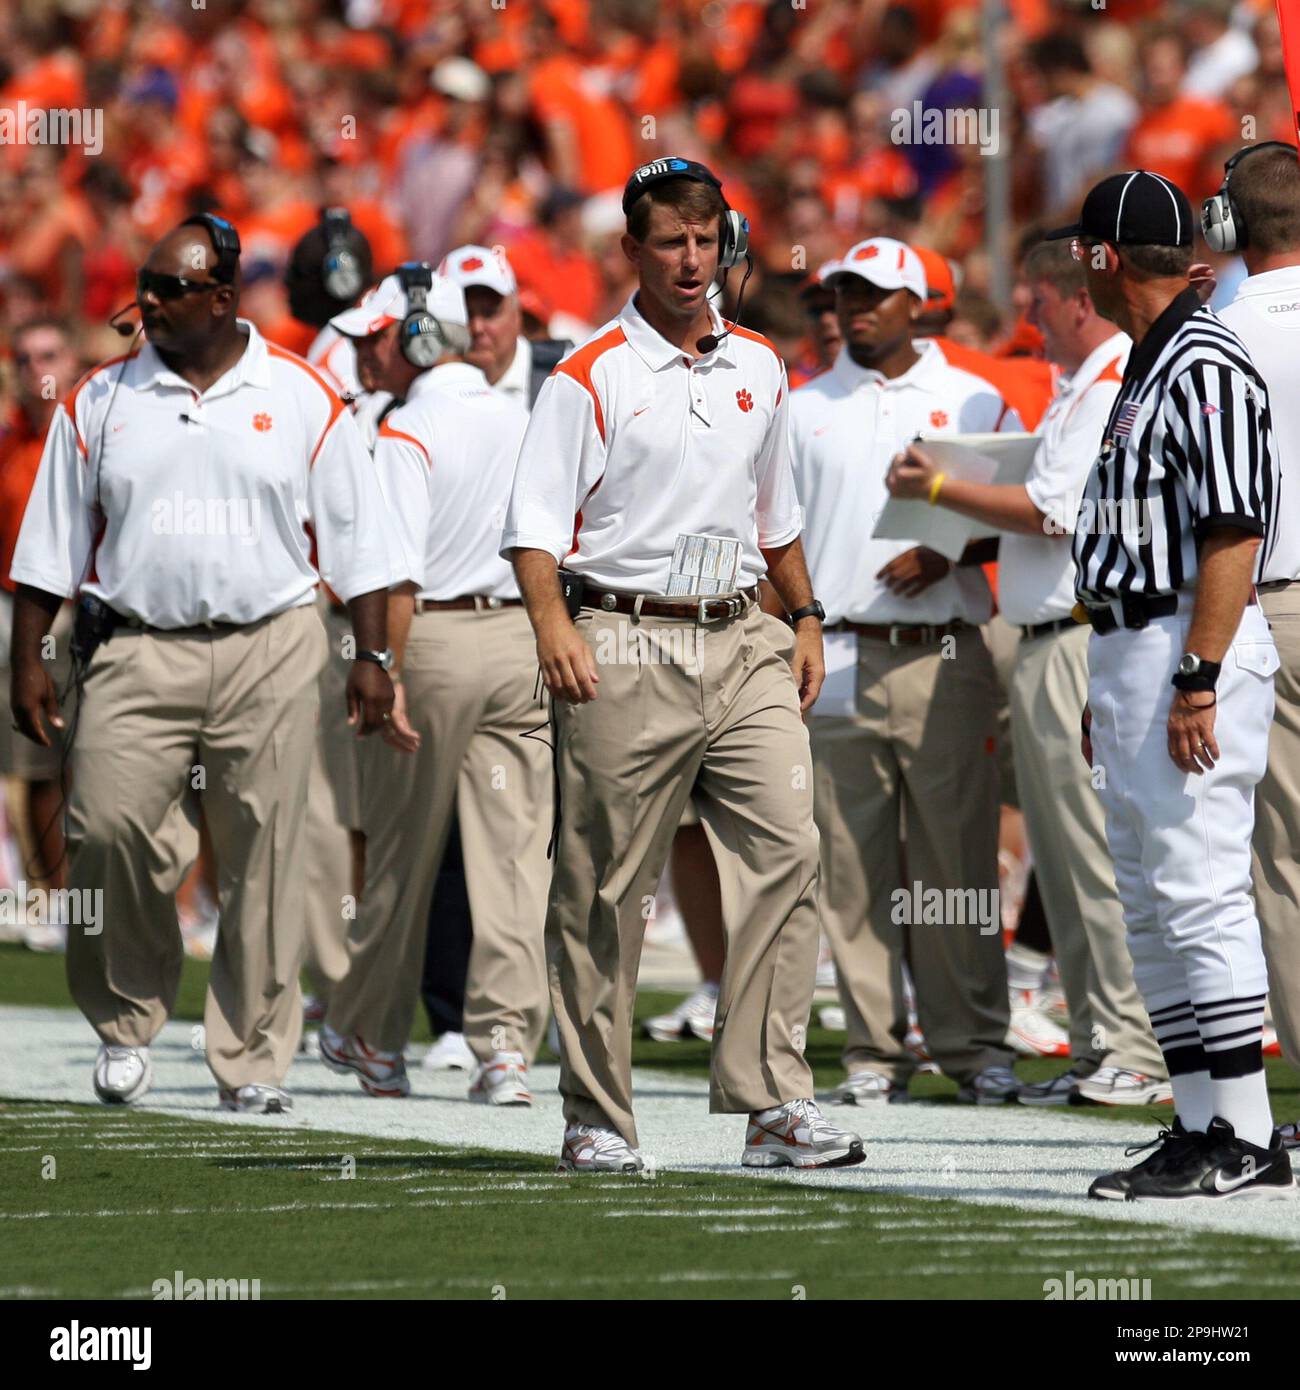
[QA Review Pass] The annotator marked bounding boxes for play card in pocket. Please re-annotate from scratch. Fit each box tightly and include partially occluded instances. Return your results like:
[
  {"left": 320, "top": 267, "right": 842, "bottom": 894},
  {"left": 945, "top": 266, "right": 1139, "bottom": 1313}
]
[{"left": 667, "top": 533, "right": 741, "bottom": 596}]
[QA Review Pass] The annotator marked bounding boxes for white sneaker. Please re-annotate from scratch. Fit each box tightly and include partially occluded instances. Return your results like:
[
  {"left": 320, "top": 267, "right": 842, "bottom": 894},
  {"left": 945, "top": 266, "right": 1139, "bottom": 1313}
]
[
  {"left": 743, "top": 1098, "right": 865, "bottom": 1168},
  {"left": 643, "top": 981, "right": 719, "bottom": 1042},
  {"left": 319, "top": 1022, "right": 410, "bottom": 1097},
  {"left": 957, "top": 1064, "right": 1021, "bottom": 1105},
  {"left": 829, "top": 1070, "right": 909, "bottom": 1105},
  {"left": 1007, "top": 988, "right": 1071, "bottom": 1057},
  {"left": 93, "top": 1044, "right": 152, "bottom": 1104},
  {"left": 218, "top": 1083, "right": 292, "bottom": 1113},
  {"left": 22, "top": 920, "right": 67, "bottom": 952},
  {"left": 421, "top": 1031, "right": 476, "bottom": 1071},
  {"left": 557, "top": 1123, "right": 645, "bottom": 1174},
  {"left": 819, "top": 1004, "right": 846, "bottom": 1031},
  {"left": 1073, "top": 1066, "right": 1172, "bottom": 1107},
  {"left": 469, "top": 1051, "right": 532, "bottom": 1107}
]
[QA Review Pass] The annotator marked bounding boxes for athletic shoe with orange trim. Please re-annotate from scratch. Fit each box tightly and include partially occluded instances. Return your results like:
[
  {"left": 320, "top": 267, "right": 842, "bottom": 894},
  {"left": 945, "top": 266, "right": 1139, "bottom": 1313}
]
[
  {"left": 742, "top": 1099, "right": 865, "bottom": 1169},
  {"left": 556, "top": 1123, "right": 644, "bottom": 1175},
  {"left": 319, "top": 1022, "right": 410, "bottom": 1097},
  {"left": 469, "top": 1051, "right": 533, "bottom": 1107},
  {"left": 218, "top": 1083, "right": 293, "bottom": 1114}
]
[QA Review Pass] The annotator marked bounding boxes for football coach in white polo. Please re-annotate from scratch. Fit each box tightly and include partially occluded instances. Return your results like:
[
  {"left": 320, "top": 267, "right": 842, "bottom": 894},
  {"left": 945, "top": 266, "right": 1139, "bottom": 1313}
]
[
  {"left": 503, "top": 157, "right": 864, "bottom": 1175},
  {"left": 9, "top": 214, "right": 398, "bottom": 1114}
]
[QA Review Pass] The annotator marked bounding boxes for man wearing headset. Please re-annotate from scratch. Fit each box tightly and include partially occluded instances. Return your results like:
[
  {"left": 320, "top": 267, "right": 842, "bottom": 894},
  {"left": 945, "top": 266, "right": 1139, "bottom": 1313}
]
[
  {"left": 503, "top": 158, "right": 865, "bottom": 1173},
  {"left": 1209, "top": 141, "right": 1300, "bottom": 1146},
  {"left": 9, "top": 214, "right": 399, "bottom": 1113},
  {"left": 320, "top": 265, "right": 551, "bottom": 1105}
]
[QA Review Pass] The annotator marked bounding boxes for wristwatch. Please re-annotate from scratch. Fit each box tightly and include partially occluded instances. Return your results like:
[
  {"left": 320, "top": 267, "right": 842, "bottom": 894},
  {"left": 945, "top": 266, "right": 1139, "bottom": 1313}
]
[
  {"left": 354, "top": 647, "right": 395, "bottom": 672},
  {"left": 1171, "top": 651, "right": 1221, "bottom": 692},
  {"left": 788, "top": 600, "right": 826, "bottom": 626}
]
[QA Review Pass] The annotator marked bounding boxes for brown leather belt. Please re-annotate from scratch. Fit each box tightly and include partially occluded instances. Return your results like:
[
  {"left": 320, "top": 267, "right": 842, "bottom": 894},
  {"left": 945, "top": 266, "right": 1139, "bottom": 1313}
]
[
  {"left": 582, "top": 585, "right": 759, "bottom": 624},
  {"left": 414, "top": 596, "right": 523, "bottom": 613},
  {"left": 829, "top": 619, "right": 965, "bottom": 647}
]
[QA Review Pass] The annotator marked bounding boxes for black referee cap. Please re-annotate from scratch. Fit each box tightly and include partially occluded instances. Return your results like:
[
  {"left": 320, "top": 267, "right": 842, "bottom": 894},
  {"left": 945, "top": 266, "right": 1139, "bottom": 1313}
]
[{"left": 1046, "top": 170, "right": 1194, "bottom": 248}]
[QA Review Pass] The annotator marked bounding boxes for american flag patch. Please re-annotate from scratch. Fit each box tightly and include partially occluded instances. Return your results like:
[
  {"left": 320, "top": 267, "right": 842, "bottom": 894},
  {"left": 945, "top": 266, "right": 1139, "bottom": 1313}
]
[
  {"left": 1113, "top": 400, "right": 1141, "bottom": 440},
  {"left": 1201, "top": 401, "right": 1221, "bottom": 416}
]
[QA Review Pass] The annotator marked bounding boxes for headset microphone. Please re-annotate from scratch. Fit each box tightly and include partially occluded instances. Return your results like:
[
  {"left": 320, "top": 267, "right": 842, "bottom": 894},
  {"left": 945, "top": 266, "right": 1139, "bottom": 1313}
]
[
  {"left": 108, "top": 302, "right": 140, "bottom": 337},
  {"left": 695, "top": 254, "right": 755, "bottom": 356}
]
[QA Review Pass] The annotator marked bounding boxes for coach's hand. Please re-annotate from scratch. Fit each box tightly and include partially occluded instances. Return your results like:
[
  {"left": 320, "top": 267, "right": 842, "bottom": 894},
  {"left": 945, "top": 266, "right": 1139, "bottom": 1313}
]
[
  {"left": 381, "top": 680, "right": 421, "bottom": 753},
  {"left": 347, "top": 661, "right": 396, "bottom": 738},
  {"left": 885, "top": 444, "right": 937, "bottom": 500},
  {"left": 538, "top": 616, "right": 600, "bottom": 703},
  {"left": 877, "top": 545, "right": 953, "bottom": 598},
  {"left": 1168, "top": 690, "right": 1219, "bottom": 775},
  {"left": 1189, "top": 262, "right": 1217, "bottom": 305},
  {"left": 791, "top": 621, "right": 825, "bottom": 714},
  {"left": 10, "top": 657, "right": 62, "bottom": 748}
]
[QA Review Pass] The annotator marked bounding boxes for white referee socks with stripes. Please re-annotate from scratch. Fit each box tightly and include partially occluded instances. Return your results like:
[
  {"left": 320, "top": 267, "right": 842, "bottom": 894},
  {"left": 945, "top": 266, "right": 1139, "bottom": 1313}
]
[{"left": 1149, "top": 995, "right": 1273, "bottom": 1148}]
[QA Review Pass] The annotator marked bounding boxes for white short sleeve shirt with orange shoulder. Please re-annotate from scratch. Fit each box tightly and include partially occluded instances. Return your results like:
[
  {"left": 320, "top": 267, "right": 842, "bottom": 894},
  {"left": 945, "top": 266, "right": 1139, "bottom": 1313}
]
[
  {"left": 11, "top": 320, "right": 401, "bottom": 627},
  {"left": 500, "top": 294, "right": 801, "bottom": 592}
]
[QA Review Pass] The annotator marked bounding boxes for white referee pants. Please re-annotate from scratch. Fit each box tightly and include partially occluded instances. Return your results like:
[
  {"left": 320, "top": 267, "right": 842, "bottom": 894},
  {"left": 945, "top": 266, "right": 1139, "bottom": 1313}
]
[{"left": 1087, "top": 601, "right": 1277, "bottom": 1015}]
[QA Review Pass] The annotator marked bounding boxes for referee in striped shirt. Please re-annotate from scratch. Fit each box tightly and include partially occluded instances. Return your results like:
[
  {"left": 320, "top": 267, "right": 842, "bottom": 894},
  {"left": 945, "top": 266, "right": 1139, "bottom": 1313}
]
[{"left": 1051, "top": 170, "right": 1292, "bottom": 1201}]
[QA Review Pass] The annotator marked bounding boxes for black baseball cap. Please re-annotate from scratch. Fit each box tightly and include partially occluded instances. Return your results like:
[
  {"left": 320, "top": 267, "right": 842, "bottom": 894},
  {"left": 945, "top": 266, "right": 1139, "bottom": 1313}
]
[{"left": 1046, "top": 170, "right": 1194, "bottom": 248}]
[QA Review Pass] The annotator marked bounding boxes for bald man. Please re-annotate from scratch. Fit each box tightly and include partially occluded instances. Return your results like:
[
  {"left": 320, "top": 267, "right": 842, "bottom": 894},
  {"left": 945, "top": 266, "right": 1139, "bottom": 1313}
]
[{"left": 10, "top": 214, "right": 404, "bottom": 1113}]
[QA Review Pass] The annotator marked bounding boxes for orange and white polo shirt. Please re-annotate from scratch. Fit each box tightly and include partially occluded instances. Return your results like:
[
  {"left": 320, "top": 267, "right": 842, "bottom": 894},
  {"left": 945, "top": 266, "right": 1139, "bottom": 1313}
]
[
  {"left": 501, "top": 293, "right": 801, "bottom": 593},
  {"left": 12, "top": 320, "right": 402, "bottom": 628}
]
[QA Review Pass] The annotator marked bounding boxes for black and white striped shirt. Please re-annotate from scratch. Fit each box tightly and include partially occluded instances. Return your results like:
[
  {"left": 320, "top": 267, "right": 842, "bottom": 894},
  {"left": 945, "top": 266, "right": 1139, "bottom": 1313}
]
[{"left": 1072, "top": 288, "right": 1278, "bottom": 604}]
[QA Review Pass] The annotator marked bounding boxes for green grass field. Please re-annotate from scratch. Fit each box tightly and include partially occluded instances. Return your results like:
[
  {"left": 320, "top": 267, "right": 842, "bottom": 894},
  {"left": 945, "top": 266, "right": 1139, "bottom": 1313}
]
[
  {"left": 4, "top": 1100, "right": 1297, "bottom": 1301},
  {"left": 4, "top": 944, "right": 1300, "bottom": 1301}
]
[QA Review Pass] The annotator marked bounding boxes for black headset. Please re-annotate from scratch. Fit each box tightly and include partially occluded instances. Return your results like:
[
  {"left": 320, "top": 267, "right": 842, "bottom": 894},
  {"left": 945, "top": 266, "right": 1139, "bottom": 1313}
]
[
  {"left": 621, "top": 157, "right": 750, "bottom": 268},
  {"left": 1201, "top": 142, "right": 1299, "bottom": 253},
  {"left": 397, "top": 261, "right": 467, "bottom": 368},
  {"left": 320, "top": 207, "right": 365, "bottom": 301},
  {"left": 179, "top": 212, "right": 242, "bottom": 282}
]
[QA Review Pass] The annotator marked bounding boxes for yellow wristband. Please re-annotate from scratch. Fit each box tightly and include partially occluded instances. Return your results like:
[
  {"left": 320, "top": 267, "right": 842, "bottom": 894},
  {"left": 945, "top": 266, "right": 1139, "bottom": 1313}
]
[{"left": 928, "top": 472, "right": 947, "bottom": 506}]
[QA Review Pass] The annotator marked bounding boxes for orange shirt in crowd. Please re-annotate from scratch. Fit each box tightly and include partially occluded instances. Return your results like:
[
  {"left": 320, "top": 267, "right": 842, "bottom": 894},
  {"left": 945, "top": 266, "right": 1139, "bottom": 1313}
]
[
  {"left": 506, "top": 230, "right": 602, "bottom": 325},
  {"left": 1125, "top": 97, "right": 1236, "bottom": 201},
  {"left": 0, "top": 405, "right": 49, "bottom": 593},
  {"left": 527, "top": 53, "right": 639, "bottom": 194}
]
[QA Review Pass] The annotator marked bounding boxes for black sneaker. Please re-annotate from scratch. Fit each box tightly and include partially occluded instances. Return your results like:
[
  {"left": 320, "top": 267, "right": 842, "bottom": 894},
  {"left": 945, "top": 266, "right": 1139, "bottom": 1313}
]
[
  {"left": 1185, "top": 1117, "right": 1296, "bottom": 1201},
  {"left": 1088, "top": 1118, "right": 1204, "bottom": 1201}
]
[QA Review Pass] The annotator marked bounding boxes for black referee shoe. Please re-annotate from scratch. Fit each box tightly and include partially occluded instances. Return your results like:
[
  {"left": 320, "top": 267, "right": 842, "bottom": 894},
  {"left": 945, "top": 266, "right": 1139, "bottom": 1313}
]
[
  {"left": 1091, "top": 1117, "right": 1296, "bottom": 1202},
  {"left": 1088, "top": 1117, "right": 1204, "bottom": 1201}
]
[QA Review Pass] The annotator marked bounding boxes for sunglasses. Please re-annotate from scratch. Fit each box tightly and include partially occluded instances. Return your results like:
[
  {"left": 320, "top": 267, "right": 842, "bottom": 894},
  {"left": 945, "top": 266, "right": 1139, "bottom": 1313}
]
[
  {"left": 136, "top": 269, "right": 223, "bottom": 302},
  {"left": 1070, "top": 237, "right": 1119, "bottom": 265}
]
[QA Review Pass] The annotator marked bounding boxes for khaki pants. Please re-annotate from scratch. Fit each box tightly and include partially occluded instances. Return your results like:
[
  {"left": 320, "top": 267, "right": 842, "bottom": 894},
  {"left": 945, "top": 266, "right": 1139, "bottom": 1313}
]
[
  {"left": 550, "top": 602, "right": 818, "bottom": 1146},
  {"left": 983, "top": 612, "right": 1021, "bottom": 810},
  {"left": 809, "top": 627, "right": 1013, "bottom": 1085},
  {"left": 65, "top": 604, "right": 326, "bottom": 1090},
  {"left": 1009, "top": 625, "right": 1164, "bottom": 1076},
  {"left": 301, "top": 602, "right": 360, "bottom": 1002},
  {"left": 327, "top": 606, "right": 550, "bottom": 1062},
  {"left": 1252, "top": 583, "right": 1300, "bottom": 1070}
]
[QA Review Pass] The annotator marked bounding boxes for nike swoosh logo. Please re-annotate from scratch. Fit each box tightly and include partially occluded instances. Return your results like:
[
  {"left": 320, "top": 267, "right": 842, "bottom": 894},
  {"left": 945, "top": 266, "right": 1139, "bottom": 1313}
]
[
  {"left": 112, "top": 424, "right": 128, "bottom": 433},
  {"left": 633, "top": 406, "right": 651, "bottom": 417},
  {"left": 813, "top": 425, "right": 828, "bottom": 436},
  {"left": 1213, "top": 1167, "right": 1266, "bottom": 1193}
]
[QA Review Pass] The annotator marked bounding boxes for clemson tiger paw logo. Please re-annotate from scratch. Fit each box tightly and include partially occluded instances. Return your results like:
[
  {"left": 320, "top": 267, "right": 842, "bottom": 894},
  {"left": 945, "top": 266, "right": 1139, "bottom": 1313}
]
[
  {"left": 736, "top": 389, "right": 753, "bottom": 413},
  {"left": 929, "top": 410, "right": 948, "bottom": 428},
  {"left": 252, "top": 412, "right": 273, "bottom": 432}
]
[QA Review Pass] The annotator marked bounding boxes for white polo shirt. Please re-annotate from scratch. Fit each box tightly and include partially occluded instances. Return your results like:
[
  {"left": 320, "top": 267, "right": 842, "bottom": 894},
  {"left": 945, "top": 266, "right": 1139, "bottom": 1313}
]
[
  {"left": 11, "top": 320, "right": 401, "bottom": 627},
  {"left": 500, "top": 294, "right": 801, "bottom": 592},
  {"left": 1216, "top": 265, "right": 1300, "bottom": 584},
  {"left": 790, "top": 340, "right": 1022, "bottom": 625},
  {"left": 999, "top": 331, "right": 1129, "bottom": 626},
  {"left": 307, "top": 324, "right": 392, "bottom": 450},
  {"left": 493, "top": 335, "right": 534, "bottom": 409},
  {"left": 374, "top": 362, "right": 529, "bottom": 601}
]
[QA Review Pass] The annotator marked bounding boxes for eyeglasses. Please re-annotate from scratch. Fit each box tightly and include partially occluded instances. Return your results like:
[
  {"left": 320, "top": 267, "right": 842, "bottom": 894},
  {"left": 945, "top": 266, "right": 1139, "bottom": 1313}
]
[
  {"left": 136, "top": 269, "right": 223, "bottom": 302},
  {"left": 1070, "top": 237, "right": 1120, "bottom": 266}
]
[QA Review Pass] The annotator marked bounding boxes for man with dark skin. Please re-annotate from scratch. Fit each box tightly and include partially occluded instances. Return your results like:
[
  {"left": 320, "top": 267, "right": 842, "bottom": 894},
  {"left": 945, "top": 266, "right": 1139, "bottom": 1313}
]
[
  {"left": 10, "top": 216, "right": 399, "bottom": 1114},
  {"left": 790, "top": 236, "right": 1021, "bottom": 1108}
]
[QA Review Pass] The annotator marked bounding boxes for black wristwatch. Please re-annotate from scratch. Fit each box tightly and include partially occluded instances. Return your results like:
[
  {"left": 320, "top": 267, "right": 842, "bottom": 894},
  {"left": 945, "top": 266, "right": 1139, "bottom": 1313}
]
[
  {"left": 1171, "top": 652, "right": 1221, "bottom": 693},
  {"left": 788, "top": 600, "right": 826, "bottom": 626},
  {"left": 354, "top": 647, "right": 394, "bottom": 672}
]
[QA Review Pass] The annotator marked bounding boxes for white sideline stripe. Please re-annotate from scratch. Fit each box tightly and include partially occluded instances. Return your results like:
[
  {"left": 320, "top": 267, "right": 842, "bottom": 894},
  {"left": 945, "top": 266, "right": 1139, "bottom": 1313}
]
[
  {"left": 704, "top": 1219, "right": 851, "bottom": 1233},
  {"left": 4, "top": 1005, "right": 1300, "bottom": 1246}
]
